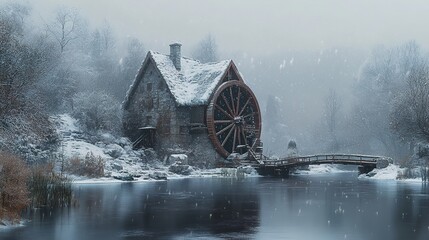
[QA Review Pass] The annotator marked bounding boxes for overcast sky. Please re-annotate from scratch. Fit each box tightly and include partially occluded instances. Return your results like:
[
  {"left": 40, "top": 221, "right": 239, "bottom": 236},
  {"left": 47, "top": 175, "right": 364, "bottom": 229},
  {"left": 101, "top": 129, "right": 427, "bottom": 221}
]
[{"left": 24, "top": 0, "right": 429, "bottom": 56}]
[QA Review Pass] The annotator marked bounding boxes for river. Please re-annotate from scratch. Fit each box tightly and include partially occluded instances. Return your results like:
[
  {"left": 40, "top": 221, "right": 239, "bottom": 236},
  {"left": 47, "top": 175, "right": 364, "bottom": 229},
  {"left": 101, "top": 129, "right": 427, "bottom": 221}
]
[{"left": 1, "top": 173, "right": 428, "bottom": 240}]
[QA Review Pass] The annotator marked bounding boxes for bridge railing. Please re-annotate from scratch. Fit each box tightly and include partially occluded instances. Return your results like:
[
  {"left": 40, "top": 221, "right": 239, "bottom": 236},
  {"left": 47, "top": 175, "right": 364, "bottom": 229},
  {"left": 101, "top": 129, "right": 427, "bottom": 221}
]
[{"left": 261, "top": 154, "right": 385, "bottom": 167}]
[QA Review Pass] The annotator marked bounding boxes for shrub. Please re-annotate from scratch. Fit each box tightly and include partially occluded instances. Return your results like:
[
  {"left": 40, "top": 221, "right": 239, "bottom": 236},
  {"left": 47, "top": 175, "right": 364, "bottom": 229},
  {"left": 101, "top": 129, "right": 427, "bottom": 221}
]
[
  {"left": 28, "top": 163, "right": 72, "bottom": 207},
  {"left": 0, "top": 152, "right": 30, "bottom": 222},
  {"left": 66, "top": 152, "right": 105, "bottom": 177},
  {"left": 72, "top": 91, "right": 121, "bottom": 134}
]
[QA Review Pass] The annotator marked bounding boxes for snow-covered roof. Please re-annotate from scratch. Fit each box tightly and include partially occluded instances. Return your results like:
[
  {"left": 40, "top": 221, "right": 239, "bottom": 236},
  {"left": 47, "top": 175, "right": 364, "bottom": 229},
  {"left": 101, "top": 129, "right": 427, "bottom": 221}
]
[{"left": 123, "top": 51, "right": 233, "bottom": 108}]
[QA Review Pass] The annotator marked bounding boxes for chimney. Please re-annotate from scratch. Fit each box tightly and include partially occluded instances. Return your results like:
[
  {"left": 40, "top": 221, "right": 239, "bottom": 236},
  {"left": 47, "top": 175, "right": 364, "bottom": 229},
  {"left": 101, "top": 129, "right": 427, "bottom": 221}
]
[{"left": 169, "top": 43, "right": 182, "bottom": 70}]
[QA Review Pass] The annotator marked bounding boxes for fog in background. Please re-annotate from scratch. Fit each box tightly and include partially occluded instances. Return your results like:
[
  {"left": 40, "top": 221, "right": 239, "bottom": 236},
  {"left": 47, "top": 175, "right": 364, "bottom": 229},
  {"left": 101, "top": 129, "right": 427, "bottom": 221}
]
[{"left": 5, "top": 0, "right": 429, "bottom": 158}]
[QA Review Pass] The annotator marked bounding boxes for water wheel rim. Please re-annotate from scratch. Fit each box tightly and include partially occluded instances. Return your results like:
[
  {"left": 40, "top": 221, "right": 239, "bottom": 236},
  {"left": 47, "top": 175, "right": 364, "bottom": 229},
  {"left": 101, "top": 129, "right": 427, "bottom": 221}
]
[{"left": 207, "top": 80, "right": 261, "bottom": 158}]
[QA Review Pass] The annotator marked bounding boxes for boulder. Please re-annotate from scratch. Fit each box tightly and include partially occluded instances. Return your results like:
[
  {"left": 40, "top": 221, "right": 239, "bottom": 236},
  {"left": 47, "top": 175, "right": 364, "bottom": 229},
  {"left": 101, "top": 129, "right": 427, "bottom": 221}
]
[
  {"left": 167, "top": 154, "right": 188, "bottom": 165},
  {"left": 169, "top": 163, "right": 194, "bottom": 175},
  {"left": 111, "top": 162, "right": 123, "bottom": 171},
  {"left": 115, "top": 137, "right": 132, "bottom": 147},
  {"left": 105, "top": 144, "right": 125, "bottom": 158},
  {"left": 113, "top": 174, "right": 134, "bottom": 181},
  {"left": 149, "top": 171, "right": 167, "bottom": 180},
  {"left": 99, "top": 133, "right": 116, "bottom": 144},
  {"left": 237, "top": 165, "right": 256, "bottom": 175}
]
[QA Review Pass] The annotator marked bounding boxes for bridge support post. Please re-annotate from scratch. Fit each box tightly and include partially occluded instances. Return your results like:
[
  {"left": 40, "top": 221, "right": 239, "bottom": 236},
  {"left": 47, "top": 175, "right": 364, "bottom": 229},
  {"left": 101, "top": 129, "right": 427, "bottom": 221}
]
[
  {"left": 256, "top": 166, "right": 290, "bottom": 177},
  {"left": 358, "top": 165, "right": 375, "bottom": 175}
]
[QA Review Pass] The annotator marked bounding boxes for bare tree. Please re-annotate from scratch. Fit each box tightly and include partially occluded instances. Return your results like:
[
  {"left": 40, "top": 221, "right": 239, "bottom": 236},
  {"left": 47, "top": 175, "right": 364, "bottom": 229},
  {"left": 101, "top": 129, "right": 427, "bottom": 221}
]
[
  {"left": 192, "top": 34, "right": 218, "bottom": 63},
  {"left": 0, "top": 6, "right": 54, "bottom": 115},
  {"left": 350, "top": 42, "right": 423, "bottom": 157},
  {"left": 46, "top": 8, "right": 83, "bottom": 53}
]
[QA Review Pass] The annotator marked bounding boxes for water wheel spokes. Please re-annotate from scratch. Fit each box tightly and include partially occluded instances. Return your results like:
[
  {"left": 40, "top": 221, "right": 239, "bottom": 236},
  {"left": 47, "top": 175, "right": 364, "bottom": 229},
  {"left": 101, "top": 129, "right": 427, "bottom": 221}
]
[{"left": 207, "top": 80, "right": 261, "bottom": 158}]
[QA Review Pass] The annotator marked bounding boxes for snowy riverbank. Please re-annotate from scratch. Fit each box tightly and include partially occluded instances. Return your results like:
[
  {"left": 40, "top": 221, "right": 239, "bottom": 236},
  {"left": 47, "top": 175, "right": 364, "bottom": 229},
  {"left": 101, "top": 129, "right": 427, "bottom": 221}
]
[
  {"left": 52, "top": 114, "right": 261, "bottom": 182},
  {"left": 52, "top": 114, "right": 425, "bottom": 184},
  {"left": 359, "top": 164, "right": 423, "bottom": 182}
]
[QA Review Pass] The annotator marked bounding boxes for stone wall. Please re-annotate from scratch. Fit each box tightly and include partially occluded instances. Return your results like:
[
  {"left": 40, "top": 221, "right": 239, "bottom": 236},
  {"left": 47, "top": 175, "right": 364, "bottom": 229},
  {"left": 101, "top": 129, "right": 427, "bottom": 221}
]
[
  {"left": 123, "top": 61, "right": 223, "bottom": 167},
  {"left": 123, "top": 62, "right": 178, "bottom": 150}
]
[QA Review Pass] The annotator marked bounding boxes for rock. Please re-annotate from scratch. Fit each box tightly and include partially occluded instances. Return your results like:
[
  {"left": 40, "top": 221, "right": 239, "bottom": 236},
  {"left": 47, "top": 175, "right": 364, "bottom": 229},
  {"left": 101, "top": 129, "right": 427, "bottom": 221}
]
[
  {"left": 131, "top": 156, "right": 142, "bottom": 163},
  {"left": 149, "top": 171, "right": 167, "bottom": 180},
  {"left": 95, "top": 141, "right": 106, "bottom": 148},
  {"left": 167, "top": 154, "right": 188, "bottom": 165},
  {"left": 100, "top": 133, "right": 116, "bottom": 144},
  {"left": 135, "top": 149, "right": 146, "bottom": 158},
  {"left": 169, "top": 164, "right": 193, "bottom": 175},
  {"left": 115, "top": 137, "right": 132, "bottom": 147},
  {"left": 105, "top": 144, "right": 125, "bottom": 158},
  {"left": 113, "top": 174, "right": 134, "bottom": 181},
  {"left": 237, "top": 166, "right": 255, "bottom": 175},
  {"left": 111, "top": 162, "right": 123, "bottom": 171},
  {"left": 144, "top": 149, "right": 159, "bottom": 162}
]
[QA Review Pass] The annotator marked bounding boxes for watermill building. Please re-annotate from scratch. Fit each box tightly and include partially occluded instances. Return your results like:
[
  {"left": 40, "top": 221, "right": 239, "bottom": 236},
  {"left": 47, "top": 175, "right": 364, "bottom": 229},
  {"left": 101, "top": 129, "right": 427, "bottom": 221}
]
[{"left": 122, "top": 43, "right": 261, "bottom": 166}]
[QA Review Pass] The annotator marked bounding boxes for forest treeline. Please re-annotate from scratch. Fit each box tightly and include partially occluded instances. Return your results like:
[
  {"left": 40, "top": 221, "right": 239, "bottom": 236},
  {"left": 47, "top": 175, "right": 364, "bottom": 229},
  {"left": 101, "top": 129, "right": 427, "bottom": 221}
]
[
  {"left": 0, "top": 2, "right": 218, "bottom": 222},
  {"left": 0, "top": 3, "right": 217, "bottom": 160},
  {"left": 263, "top": 42, "right": 429, "bottom": 162}
]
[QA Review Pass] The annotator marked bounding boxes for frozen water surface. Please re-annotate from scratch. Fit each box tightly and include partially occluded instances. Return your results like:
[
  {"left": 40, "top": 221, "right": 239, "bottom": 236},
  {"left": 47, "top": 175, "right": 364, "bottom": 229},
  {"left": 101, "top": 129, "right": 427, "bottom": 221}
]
[{"left": 0, "top": 173, "right": 428, "bottom": 240}]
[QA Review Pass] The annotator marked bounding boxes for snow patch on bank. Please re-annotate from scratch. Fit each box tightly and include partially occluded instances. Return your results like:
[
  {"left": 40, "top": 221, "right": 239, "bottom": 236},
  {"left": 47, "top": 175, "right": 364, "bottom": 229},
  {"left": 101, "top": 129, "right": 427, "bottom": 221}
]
[
  {"left": 358, "top": 164, "right": 424, "bottom": 182},
  {"left": 62, "top": 140, "right": 111, "bottom": 160},
  {"left": 54, "top": 114, "right": 111, "bottom": 160},
  {"left": 359, "top": 164, "right": 400, "bottom": 180},
  {"left": 295, "top": 164, "right": 353, "bottom": 175},
  {"left": 52, "top": 114, "right": 258, "bottom": 183}
]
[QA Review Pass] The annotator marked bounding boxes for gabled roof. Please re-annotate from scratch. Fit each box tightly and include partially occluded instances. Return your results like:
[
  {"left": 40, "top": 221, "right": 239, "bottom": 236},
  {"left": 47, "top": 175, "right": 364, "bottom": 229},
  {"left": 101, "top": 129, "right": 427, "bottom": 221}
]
[{"left": 123, "top": 51, "right": 236, "bottom": 108}]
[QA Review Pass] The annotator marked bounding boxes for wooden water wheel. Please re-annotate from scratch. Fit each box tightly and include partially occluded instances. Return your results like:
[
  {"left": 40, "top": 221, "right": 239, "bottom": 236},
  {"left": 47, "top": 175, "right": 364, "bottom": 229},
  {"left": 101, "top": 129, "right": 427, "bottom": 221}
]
[{"left": 206, "top": 80, "right": 261, "bottom": 158}]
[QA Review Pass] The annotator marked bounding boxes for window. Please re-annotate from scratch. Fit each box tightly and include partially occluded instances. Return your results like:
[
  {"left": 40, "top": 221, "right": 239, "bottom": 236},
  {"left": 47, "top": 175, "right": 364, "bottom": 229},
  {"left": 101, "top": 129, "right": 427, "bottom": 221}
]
[
  {"left": 146, "top": 98, "right": 153, "bottom": 110},
  {"left": 147, "top": 83, "right": 152, "bottom": 92}
]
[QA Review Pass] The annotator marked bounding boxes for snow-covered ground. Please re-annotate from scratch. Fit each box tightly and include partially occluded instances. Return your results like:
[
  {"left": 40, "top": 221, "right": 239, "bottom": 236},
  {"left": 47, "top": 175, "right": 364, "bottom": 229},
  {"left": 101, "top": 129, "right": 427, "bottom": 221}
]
[
  {"left": 359, "top": 164, "right": 423, "bottom": 182},
  {"left": 294, "top": 164, "right": 354, "bottom": 175},
  {"left": 358, "top": 164, "right": 400, "bottom": 180},
  {"left": 52, "top": 114, "right": 259, "bottom": 183},
  {"left": 53, "top": 114, "right": 167, "bottom": 181},
  {"left": 52, "top": 114, "right": 425, "bottom": 184}
]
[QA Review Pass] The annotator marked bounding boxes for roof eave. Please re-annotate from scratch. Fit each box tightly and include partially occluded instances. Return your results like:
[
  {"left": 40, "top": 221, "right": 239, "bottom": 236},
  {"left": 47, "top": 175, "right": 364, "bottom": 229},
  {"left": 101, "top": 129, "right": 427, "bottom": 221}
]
[{"left": 122, "top": 52, "right": 153, "bottom": 110}]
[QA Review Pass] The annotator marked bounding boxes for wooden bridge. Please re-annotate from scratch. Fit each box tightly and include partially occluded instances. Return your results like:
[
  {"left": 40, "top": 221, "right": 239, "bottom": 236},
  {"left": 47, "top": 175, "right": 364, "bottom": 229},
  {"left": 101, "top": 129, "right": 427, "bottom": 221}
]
[{"left": 241, "top": 153, "right": 392, "bottom": 177}]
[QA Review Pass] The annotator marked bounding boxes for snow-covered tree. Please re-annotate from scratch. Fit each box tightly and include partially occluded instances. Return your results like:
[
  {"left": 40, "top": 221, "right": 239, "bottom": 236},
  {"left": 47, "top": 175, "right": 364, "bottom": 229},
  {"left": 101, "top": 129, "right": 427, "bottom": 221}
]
[
  {"left": 390, "top": 52, "right": 429, "bottom": 142},
  {"left": 46, "top": 7, "right": 85, "bottom": 53},
  {"left": 349, "top": 42, "right": 421, "bottom": 157},
  {"left": 192, "top": 34, "right": 218, "bottom": 63},
  {"left": 0, "top": 4, "right": 55, "bottom": 115},
  {"left": 116, "top": 38, "right": 145, "bottom": 100},
  {"left": 72, "top": 91, "right": 121, "bottom": 134}
]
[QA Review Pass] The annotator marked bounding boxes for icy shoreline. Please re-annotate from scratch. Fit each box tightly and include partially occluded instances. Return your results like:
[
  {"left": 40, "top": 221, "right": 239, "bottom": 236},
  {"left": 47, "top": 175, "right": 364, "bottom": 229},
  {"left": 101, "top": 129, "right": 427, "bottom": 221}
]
[
  {"left": 358, "top": 164, "right": 423, "bottom": 182},
  {"left": 52, "top": 114, "right": 425, "bottom": 184}
]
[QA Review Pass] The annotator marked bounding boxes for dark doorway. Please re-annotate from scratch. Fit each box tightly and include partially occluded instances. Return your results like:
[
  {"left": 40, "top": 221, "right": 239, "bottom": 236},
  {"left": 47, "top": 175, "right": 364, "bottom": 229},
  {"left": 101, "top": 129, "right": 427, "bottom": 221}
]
[{"left": 133, "top": 127, "right": 156, "bottom": 149}]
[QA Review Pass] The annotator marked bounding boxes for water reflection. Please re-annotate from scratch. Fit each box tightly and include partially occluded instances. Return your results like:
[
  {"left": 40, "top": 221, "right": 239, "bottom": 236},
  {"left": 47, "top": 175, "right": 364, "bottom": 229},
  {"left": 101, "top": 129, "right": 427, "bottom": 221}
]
[{"left": 1, "top": 174, "right": 428, "bottom": 240}]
